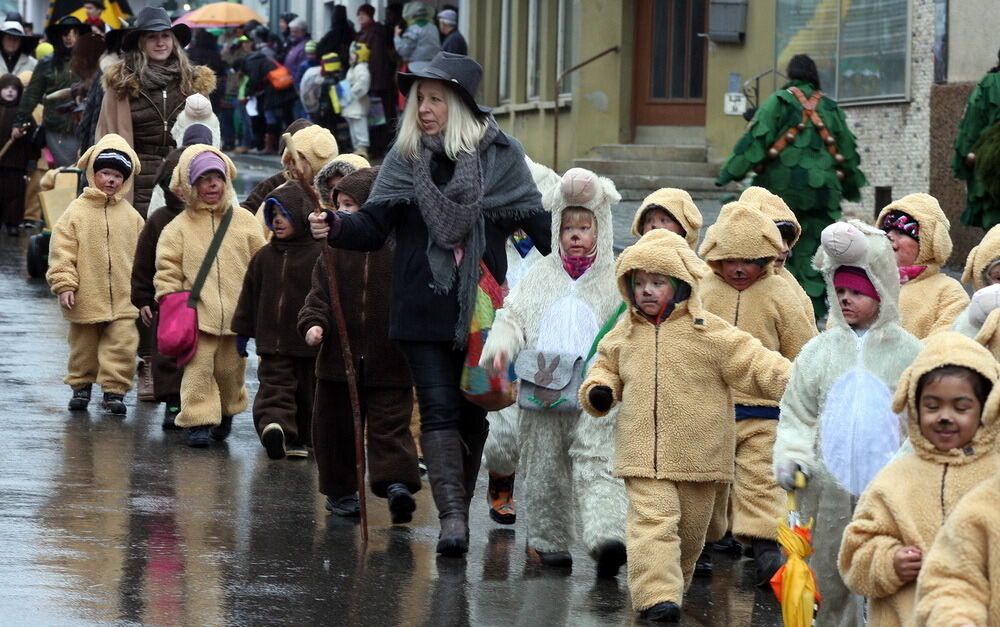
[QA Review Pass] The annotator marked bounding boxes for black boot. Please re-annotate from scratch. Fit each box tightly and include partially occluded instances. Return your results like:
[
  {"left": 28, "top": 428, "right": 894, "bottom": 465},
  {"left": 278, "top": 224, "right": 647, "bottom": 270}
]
[
  {"left": 458, "top": 421, "right": 489, "bottom": 515},
  {"left": 68, "top": 384, "right": 92, "bottom": 411},
  {"left": 162, "top": 396, "right": 182, "bottom": 430},
  {"left": 694, "top": 546, "right": 713, "bottom": 577},
  {"left": 102, "top": 392, "right": 127, "bottom": 415},
  {"left": 420, "top": 429, "right": 470, "bottom": 557},
  {"left": 752, "top": 538, "right": 785, "bottom": 588}
]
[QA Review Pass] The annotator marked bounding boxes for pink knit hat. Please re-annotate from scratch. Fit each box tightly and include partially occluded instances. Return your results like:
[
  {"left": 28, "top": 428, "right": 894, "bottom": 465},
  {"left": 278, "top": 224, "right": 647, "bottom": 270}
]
[
  {"left": 188, "top": 151, "right": 226, "bottom": 184},
  {"left": 834, "top": 266, "right": 880, "bottom": 302}
]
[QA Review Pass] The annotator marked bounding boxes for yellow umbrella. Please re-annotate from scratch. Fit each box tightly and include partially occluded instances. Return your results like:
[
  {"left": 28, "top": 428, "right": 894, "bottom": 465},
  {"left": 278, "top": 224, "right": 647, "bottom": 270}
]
[
  {"left": 173, "top": 3, "right": 266, "bottom": 28},
  {"left": 770, "top": 474, "right": 822, "bottom": 627}
]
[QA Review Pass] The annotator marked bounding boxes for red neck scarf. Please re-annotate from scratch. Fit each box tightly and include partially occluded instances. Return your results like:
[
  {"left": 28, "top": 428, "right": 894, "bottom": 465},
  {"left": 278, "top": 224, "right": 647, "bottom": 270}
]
[
  {"left": 898, "top": 265, "right": 926, "bottom": 284},
  {"left": 561, "top": 253, "right": 596, "bottom": 280}
]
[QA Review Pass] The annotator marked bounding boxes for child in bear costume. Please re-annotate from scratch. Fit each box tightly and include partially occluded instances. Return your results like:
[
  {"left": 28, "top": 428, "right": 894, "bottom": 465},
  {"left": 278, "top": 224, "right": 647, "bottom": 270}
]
[
  {"left": 480, "top": 167, "right": 628, "bottom": 576},
  {"left": 630, "top": 187, "right": 703, "bottom": 249},
  {"left": 774, "top": 220, "right": 924, "bottom": 627},
  {"left": 839, "top": 332, "right": 1000, "bottom": 627},
  {"left": 580, "top": 229, "right": 792, "bottom": 621},
  {"left": 481, "top": 156, "right": 560, "bottom": 526}
]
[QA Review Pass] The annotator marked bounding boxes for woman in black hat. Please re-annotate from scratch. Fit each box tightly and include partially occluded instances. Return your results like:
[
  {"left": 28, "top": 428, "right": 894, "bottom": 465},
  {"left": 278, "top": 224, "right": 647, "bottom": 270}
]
[
  {"left": 12, "top": 15, "right": 89, "bottom": 167},
  {"left": 0, "top": 20, "right": 38, "bottom": 75},
  {"left": 96, "top": 6, "right": 216, "bottom": 217},
  {"left": 309, "top": 51, "right": 552, "bottom": 557}
]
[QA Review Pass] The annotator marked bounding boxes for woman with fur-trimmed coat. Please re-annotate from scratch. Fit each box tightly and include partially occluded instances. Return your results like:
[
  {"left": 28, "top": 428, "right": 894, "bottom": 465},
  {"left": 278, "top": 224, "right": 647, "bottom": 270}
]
[
  {"left": 480, "top": 167, "right": 629, "bottom": 577},
  {"left": 96, "top": 7, "right": 217, "bottom": 216}
]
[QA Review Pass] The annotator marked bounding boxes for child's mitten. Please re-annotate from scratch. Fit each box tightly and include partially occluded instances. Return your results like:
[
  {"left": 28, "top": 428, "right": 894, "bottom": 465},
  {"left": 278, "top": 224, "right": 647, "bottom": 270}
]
[
  {"left": 969, "top": 284, "right": 1000, "bottom": 328},
  {"left": 588, "top": 385, "right": 614, "bottom": 413},
  {"left": 775, "top": 458, "right": 807, "bottom": 491}
]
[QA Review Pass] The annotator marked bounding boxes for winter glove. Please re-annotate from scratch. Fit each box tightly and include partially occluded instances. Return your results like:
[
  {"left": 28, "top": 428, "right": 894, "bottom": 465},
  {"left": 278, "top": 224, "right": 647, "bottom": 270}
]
[
  {"left": 775, "top": 459, "right": 808, "bottom": 491},
  {"left": 588, "top": 385, "right": 614, "bottom": 413},
  {"left": 236, "top": 335, "right": 249, "bottom": 358}
]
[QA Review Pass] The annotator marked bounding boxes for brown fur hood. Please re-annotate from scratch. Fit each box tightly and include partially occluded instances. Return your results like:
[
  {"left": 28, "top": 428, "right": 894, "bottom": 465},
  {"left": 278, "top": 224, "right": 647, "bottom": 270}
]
[{"left": 102, "top": 60, "right": 216, "bottom": 100}]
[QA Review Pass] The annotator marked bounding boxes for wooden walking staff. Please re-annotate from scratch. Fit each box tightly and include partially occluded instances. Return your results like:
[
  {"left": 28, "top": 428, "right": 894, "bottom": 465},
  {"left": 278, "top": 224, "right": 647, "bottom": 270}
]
[{"left": 282, "top": 133, "right": 369, "bottom": 543}]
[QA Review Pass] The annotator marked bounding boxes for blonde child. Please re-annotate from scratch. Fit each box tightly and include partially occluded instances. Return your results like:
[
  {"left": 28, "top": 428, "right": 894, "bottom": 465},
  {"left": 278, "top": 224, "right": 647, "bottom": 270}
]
[
  {"left": 46, "top": 134, "right": 143, "bottom": 415},
  {"left": 916, "top": 470, "right": 1000, "bottom": 625},
  {"left": 580, "top": 229, "right": 792, "bottom": 621},
  {"left": 698, "top": 202, "right": 817, "bottom": 585},
  {"left": 877, "top": 193, "right": 969, "bottom": 339},
  {"left": 481, "top": 168, "right": 628, "bottom": 576},
  {"left": 630, "top": 187, "right": 702, "bottom": 249},
  {"left": 342, "top": 42, "right": 371, "bottom": 158},
  {"left": 839, "top": 332, "right": 1000, "bottom": 626},
  {"left": 155, "top": 145, "right": 266, "bottom": 448},
  {"left": 774, "top": 220, "right": 924, "bottom": 627}
]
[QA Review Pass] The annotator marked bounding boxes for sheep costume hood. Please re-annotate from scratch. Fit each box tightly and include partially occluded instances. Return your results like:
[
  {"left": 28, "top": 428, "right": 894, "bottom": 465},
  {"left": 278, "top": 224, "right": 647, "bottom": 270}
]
[
  {"left": 525, "top": 155, "right": 562, "bottom": 206},
  {"left": 954, "top": 225, "right": 1000, "bottom": 341},
  {"left": 838, "top": 333, "right": 1000, "bottom": 627},
  {"left": 482, "top": 167, "right": 622, "bottom": 365},
  {"left": 314, "top": 153, "right": 371, "bottom": 208},
  {"left": 630, "top": 187, "right": 703, "bottom": 250},
  {"left": 774, "top": 220, "right": 924, "bottom": 495},
  {"left": 877, "top": 193, "right": 969, "bottom": 339},
  {"left": 169, "top": 94, "right": 220, "bottom": 149}
]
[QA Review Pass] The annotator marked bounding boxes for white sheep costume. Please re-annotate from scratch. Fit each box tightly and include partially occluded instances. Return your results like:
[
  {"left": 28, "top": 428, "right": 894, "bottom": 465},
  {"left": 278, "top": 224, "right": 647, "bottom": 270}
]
[
  {"left": 481, "top": 167, "right": 628, "bottom": 571},
  {"left": 482, "top": 157, "right": 561, "bottom": 482},
  {"left": 774, "top": 220, "right": 922, "bottom": 627}
]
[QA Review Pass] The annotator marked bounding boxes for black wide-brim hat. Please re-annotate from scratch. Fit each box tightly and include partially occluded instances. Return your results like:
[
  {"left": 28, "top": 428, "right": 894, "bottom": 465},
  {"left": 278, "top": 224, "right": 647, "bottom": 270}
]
[
  {"left": 398, "top": 51, "right": 491, "bottom": 116},
  {"left": 104, "top": 26, "right": 131, "bottom": 54},
  {"left": 44, "top": 15, "right": 91, "bottom": 42},
  {"left": 122, "top": 6, "right": 190, "bottom": 51}
]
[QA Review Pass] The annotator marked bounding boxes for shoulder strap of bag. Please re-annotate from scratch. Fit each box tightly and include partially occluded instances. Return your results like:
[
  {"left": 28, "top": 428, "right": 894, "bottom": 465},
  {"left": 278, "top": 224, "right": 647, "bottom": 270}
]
[{"left": 188, "top": 206, "right": 234, "bottom": 306}]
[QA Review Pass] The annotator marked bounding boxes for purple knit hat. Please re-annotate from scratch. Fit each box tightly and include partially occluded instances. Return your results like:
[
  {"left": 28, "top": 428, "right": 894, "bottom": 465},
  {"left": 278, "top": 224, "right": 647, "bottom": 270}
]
[{"left": 188, "top": 151, "right": 226, "bottom": 185}]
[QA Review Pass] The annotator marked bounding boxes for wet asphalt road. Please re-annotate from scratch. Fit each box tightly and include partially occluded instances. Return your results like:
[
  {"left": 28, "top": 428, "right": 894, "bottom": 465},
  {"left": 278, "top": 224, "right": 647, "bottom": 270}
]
[{"left": 0, "top": 181, "right": 783, "bottom": 626}]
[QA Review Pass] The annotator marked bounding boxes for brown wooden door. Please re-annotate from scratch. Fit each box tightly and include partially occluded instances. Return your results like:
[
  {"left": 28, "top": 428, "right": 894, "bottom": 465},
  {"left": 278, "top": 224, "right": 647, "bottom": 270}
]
[{"left": 633, "top": 0, "right": 708, "bottom": 127}]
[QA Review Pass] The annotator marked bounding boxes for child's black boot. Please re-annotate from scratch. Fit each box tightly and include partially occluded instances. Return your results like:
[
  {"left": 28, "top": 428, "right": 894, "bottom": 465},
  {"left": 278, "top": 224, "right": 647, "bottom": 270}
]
[
  {"left": 187, "top": 426, "right": 211, "bottom": 448},
  {"left": 752, "top": 538, "right": 785, "bottom": 588},
  {"left": 69, "top": 384, "right": 92, "bottom": 411},
  {"left": 102, "top": 392, "right": 127, "bottom": 415},
  {"left": 162, "top": 396, "right": 182, "bottom": 430},
  {"left": 210, "top": 415, "right": 233, "bottom": 441},
  {"left": 642, "top": 601, "right": 680, "bottom": 622}
]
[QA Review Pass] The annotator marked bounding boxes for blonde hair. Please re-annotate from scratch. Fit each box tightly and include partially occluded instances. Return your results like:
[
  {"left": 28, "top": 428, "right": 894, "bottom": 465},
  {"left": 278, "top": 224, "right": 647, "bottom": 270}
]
[
  {"left": 562, "top": 207, "right": 596, "bottom": 230},
  {"left": 121, "top": 32, "right": 199, "bottom": 95},
  {"left": 396, "top": 79, "right": 489, "bottom": 162}
]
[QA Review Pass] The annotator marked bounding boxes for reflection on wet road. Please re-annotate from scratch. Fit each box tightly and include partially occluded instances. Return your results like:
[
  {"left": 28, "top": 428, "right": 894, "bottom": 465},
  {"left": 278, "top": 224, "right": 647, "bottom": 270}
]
[{"left": 0, "top": 229, "right": 783, "bottom": 625}]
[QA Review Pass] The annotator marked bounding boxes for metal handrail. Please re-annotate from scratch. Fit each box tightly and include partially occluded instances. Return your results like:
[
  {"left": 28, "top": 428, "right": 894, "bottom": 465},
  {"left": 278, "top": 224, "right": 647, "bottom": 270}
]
[
  {"left": 552, "top": 45, "right": 620, "bottom": 170},
  {"left": 741, "top": 68, "right": 787, "bottom": 121}
]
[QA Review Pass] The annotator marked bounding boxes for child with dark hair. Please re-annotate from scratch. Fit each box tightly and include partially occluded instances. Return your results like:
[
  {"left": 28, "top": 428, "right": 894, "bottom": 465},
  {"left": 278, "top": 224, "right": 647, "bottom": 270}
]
[
  {"left": 298, "top": 166, "right": 422, "bottom": 520},
  {"left": 840, "top": 333, "right": 1000, "bottom": 626},
  {"left": 46, "top": 134, "right": 144, "bottom": 414},
  {"left": 0, "top": 73, "right": 28, "bottom": 235},
  {"left": 877, "top": 193, "right": 969, "bottom": 339},
  {"left": 233, "top": 180, "right": 323, "bottom": 459}
]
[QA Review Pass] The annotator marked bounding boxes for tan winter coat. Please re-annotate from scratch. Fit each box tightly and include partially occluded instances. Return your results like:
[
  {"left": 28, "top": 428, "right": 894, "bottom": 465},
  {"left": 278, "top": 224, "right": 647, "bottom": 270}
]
[
  {"left": 699, "top": 202, "right": 817, "bottom": 408},
  {"left": 46, "top": 134, "right": 144, "bottom": 324},
  {"left": 877, "top": 194, "right": 969, "bottom": 339},
  {"left": 739, "top": 185, "right": 814, "bottom": 317},
  {"left": 839, "top": 333, "right": 1000, "bottom": 627},
  {"left": 915, "top": 472, "right": 1000, "bottom": 626},
  {"left": 580, "top": 229, "right": 792, "bottom": 482},
  {"left": 154, "top": 145, "right": 266, "bottom": 336},
  {"left": 630, "top": 187, "right": 703, "bottom": 250}
]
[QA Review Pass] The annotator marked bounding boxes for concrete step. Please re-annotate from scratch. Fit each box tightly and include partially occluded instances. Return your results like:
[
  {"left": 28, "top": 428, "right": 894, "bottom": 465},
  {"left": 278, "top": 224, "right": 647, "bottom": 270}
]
[
  {"left": 587, "top": 144, "right": 707, "bottom": 163},
  {"left": 604, "top": 173, "right": 733, "bottom": 191},
  {"left": 616, "top": 187, "right": 736, "bottom": 202},
  {"left": 634, "top": 125, "right": 706, "bottom": 145},
  {"left": 574, "top": 158, "right": 720, "bottom": 178}
]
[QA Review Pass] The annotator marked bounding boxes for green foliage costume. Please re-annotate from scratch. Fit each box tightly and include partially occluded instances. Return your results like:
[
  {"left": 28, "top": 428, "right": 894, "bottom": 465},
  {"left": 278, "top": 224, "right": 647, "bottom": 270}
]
[
  {"left": 717, "top": 80, "right": 866, "bottom": 317},
  {"left": 953, "top": 72, "right": 1000, "bottom": 231}
]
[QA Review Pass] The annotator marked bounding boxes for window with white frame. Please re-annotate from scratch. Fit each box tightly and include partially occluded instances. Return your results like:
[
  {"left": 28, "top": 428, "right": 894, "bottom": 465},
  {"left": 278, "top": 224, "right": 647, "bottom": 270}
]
[
  {"left": 775, "top": 0, "right": 909, "bottom": 103},
  {"left": 557, "top": 0, "right": 576, "bottom": 97},
  {"left": 526, "top": 0, "right": 542, "bottom": 100},
  {"left": 499, "top": 0, "right": 512, "bottom": 103}
]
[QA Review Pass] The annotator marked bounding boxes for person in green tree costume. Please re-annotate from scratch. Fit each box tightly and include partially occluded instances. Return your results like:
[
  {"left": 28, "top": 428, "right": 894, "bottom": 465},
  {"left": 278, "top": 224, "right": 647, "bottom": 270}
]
[
  {"left": 717, "top": 55, "right": 866, "bottom": 317},
  {"left": 953, "top": 50, "right": 1000, "bottom": 231}
]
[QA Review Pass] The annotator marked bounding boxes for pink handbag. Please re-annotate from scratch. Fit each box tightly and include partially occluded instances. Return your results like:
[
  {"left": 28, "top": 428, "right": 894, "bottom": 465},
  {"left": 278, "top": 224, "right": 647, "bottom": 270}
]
[{"left": 156, "top": 207, "right": 233, "bottom": 366}]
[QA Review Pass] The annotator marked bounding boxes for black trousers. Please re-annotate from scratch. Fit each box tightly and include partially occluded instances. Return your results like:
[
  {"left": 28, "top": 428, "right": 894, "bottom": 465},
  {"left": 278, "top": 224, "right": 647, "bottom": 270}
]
[{"left": 398, "top": 341, "right": 487, "bottom": 434}]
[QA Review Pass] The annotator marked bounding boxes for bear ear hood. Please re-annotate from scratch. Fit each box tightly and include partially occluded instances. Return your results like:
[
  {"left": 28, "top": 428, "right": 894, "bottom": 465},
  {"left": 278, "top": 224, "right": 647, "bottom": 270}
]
[
  {"left": 616, "top": 228, "right": 711, "bottom": 322},
  {"left": 739, "top": 186, "right": 800, "bottom": 247},
  {"left": 815, "top": 220, "right": 901, "bottom": 331},
  {"left": 77, "top": 133, "right": 141, "bottom": 204},
  {"left": 282, "top": 125, "right": 339, "bottom": 180},
  {"left": 877, "top": 193, "right": 953, "bottom": 267},
  {"left": 631, "top": 187, "right": 703, "bottom": 250},
  {"left": 169, "top": 144, "right": 237, "bottom": 211},
  {"left": 698, "top": 201, "right": 784, "bottom": 273},
  {"left": 962, "top": 224, "right": 1000, "bottom": 291},
  {"left": 892, "top": 332, "right": 1000, "bottom": 464},
  {"left": 548, "top": 167, "right": 619, "bottom": 259}
]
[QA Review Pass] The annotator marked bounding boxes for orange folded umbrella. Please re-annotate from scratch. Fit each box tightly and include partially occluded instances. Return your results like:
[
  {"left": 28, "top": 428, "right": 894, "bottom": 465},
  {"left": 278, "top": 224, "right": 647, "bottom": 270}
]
[{"left": 770, "top": 475, "right": 822, "bottom": 627}]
